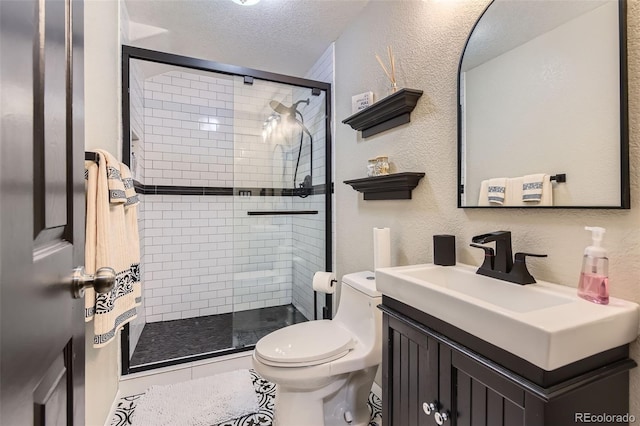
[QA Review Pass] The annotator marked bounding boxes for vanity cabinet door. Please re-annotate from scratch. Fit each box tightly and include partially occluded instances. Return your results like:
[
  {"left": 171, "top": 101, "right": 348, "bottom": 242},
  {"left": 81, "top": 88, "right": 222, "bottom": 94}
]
[
  {"left": 383, "top": 315, "right": 440, "bottom": 426},
  {"left": 383, "top": 310, "right": 539, "bottom": 426},
  {"left": 451, "top": 350, "right": 529, "bottom": 426}
]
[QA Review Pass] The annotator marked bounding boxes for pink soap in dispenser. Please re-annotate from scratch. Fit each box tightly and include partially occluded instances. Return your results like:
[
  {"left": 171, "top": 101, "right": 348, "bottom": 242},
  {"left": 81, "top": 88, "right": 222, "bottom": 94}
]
[{"left": 577, "top": 226, "right": 609, "bottom": 305}]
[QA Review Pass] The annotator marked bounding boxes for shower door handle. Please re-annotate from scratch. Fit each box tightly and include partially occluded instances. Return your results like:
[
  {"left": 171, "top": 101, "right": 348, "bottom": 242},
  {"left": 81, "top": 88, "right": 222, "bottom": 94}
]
[{"left": 71, "top": 266, "right": 116, "bottom": 298}]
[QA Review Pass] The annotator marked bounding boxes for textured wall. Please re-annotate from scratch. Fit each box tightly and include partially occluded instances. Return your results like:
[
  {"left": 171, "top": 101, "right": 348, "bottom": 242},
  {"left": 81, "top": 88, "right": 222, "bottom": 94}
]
[
  {"left": 84, "top": 1, "right": 122, "bottom": 425},
  {"left": 334, "top": 0, "right": 639, "bottom": 415}
]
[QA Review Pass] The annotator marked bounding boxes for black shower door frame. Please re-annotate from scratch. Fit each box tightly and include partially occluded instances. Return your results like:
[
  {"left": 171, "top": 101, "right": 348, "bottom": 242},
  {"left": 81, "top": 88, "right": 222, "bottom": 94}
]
[{"left": 120, "top": 45, "right": 333, "bottom": 375}]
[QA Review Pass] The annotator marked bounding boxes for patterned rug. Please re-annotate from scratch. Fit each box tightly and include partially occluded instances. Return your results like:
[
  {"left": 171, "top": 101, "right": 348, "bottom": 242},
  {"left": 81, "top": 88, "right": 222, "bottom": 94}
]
[{"left": 111, "top": 369, "right": 382, "bottom": 426}]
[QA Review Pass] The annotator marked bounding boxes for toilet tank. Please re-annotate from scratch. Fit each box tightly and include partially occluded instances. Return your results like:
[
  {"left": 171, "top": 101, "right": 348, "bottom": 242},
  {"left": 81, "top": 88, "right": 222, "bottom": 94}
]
[{"left": 333, "top": 271, "right": 382, "bottom": 351}]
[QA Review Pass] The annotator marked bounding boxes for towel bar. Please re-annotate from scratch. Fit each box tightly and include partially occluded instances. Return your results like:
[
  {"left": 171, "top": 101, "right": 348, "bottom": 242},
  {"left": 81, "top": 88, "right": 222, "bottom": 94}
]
[
  {"left": 85, "top": 152, "right": 99, "bottom": 164},
  {"left": 247, "top": 210, "right": 318, "bottom": 216}
]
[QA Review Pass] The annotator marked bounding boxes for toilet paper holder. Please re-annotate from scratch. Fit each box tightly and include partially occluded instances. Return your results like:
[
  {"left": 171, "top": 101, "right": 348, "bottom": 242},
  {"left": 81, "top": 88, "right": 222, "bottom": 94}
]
[{"left": 314, "top": 279, "right": 336, "bottom": 320}]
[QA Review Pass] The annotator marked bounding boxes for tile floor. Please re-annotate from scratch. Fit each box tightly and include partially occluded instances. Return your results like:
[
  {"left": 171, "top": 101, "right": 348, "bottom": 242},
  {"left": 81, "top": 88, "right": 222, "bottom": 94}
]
[
  {"left": 131, "top": 305, "right": 307, "bottom": 366},
  {"left": 111, "top": 369, "right": 383, "bottom": 426}
]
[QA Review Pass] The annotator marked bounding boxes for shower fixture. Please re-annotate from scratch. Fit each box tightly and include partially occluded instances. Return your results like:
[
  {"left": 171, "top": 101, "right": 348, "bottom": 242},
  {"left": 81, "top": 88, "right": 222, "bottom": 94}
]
[
  {"left": 269, "top": 99, "right": 309, "bottom": 117},
  {"left": 268, "top": 98, "right": 314, "bottom": 197}
]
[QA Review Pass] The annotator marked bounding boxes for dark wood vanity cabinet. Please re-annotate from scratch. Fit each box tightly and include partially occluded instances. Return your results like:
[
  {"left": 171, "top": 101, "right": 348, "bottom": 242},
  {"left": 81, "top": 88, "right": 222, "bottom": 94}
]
[
  {"left": 381, "top": 297, "right": 636, "bottom": 426},
  {"left": 384, "top": 312, "right": 528, "bottom": 425}
]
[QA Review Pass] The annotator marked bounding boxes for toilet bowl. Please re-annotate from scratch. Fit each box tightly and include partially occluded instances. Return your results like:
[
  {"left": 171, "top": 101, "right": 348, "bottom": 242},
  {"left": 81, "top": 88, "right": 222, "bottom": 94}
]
[{"left": 252, "top": 271, "right": 382, "bottom": 426}]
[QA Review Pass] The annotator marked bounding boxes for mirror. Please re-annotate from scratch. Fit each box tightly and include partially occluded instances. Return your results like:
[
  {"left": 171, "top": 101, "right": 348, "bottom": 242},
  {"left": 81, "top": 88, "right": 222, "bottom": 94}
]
[{"left": 458, "top": 0, "right": 628, "bottom": 208}]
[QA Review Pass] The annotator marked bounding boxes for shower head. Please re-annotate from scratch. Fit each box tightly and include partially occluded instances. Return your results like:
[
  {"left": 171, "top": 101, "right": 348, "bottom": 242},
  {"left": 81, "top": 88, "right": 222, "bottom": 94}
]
[
  {"left": 269, "top": 98, "right": 310, "bottom": 117},
  {"left": 269, "top": 100, "right": 291, "bottom": 115}
]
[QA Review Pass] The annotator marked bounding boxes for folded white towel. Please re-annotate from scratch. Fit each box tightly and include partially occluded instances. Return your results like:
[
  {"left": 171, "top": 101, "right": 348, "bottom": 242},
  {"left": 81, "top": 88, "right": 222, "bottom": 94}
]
[
  {"left": 477, "top": 180, "right": 490, "bottom": 206},
  {"left": 504, "top": 175, "right": 553, "bottom": 206},
  {"left": 487, "top": 178, "right": 507, "bottom": 205},
  {"left": 522, "top": 174, "right": 546, "bottom": 202},
  {"left": 505, "top": 177, "right": 524, "bottom": 206}
]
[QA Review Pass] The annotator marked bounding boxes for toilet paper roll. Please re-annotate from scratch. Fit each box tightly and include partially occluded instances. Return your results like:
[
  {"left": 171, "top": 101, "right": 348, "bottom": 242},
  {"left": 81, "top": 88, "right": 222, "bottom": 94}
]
[
  {"left": 373, "top": 227, "right": 391, "bottom": 270},
  {"left": 313, "top": 271, "right": 336, "bottom": 294}
]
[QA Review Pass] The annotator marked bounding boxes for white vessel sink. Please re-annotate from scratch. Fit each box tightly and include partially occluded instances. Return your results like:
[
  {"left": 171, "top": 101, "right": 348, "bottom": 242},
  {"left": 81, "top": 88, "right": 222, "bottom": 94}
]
[{"left": 375, "top": 263, "right": 640, "bottom": 370}]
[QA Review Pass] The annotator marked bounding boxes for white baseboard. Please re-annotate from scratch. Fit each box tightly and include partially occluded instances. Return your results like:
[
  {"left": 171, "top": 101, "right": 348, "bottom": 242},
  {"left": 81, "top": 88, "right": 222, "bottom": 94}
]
[{"left": 119, "top": 352, "right": 253, "bottom": 397}]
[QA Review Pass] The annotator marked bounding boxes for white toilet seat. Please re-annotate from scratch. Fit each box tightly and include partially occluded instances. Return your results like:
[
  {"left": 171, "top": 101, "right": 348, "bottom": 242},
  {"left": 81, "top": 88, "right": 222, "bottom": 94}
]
[{"left": 255, "top": 320, "right": 355, "bottom": 367}]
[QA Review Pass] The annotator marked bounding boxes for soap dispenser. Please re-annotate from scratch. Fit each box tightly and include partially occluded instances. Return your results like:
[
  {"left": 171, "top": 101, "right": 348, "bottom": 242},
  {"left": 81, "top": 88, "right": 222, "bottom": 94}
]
[{"left": 577, "top": 226, "right": 609, "bottom": 305}]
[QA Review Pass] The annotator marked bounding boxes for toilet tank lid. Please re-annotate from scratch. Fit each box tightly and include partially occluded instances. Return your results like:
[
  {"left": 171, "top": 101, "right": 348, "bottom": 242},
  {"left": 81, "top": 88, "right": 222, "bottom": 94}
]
[{"left": 342, "top": 271, "right": 381, "bottom": 297}]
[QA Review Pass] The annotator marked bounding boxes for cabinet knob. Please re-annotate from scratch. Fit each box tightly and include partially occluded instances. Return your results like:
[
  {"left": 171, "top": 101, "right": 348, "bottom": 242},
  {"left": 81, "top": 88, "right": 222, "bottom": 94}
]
[
  {"left": 422, "top": 402, "right": 436, "bottom": 415},
  {"left": 435, "top": 411, "right": 450, "bottom": 425}
]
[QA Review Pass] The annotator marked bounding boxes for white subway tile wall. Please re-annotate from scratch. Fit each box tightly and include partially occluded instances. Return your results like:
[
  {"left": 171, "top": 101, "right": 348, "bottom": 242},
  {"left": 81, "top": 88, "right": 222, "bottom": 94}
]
[
  {"left": 291, "top": 195, "right": 326, "bottom": 320},
  {"left": 142, "top": 195, "right": 236, "bottom": 322},
  {"left": 291, "top": 44, "right": 334, "bottom": 320},
  {"left": 135, "top": 67, "right": 328, "bottom": 323},
  {"left": 129, "top": 60, "right": 146, "bottom": 355},
  {"left": 233, "top": 196, "right": 294, "bottom": 312},
  {"left": 143, "top": 71, "right": 235, "bottom": 188},
  {"left": 307, "top": 44, "right": 337, "bottom": 282},
  {"left": 232, "top": 77, "right": 298, "bottom": 189},
  {"left": 130, "top": 60, "right": 145, "bottom": 182}
]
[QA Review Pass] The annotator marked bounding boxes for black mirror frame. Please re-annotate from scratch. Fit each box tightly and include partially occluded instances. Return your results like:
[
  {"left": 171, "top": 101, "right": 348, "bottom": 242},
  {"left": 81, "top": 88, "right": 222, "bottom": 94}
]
[{"left": 456, "top": 0, "right": 629, "bottom": 209}]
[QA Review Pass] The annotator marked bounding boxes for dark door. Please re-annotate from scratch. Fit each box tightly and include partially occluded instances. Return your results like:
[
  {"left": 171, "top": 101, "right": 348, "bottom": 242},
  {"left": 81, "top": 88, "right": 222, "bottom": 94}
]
[{"left": 1, "top": 0, "right": 85, "bottom": 424}]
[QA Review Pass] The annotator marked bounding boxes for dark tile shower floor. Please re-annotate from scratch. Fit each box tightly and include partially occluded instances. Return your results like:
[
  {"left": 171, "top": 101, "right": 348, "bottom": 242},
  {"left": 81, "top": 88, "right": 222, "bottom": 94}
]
[{"left": 130, "top": 304, "right": 308, "bottom": 366}]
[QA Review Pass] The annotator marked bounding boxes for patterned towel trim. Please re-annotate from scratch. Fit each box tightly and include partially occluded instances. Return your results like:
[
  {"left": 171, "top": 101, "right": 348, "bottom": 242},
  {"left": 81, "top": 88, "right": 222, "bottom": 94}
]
[
  {"left": 122, "top": 175, "right": 139, "bottom": 207},
  {"left": 85, "top": 263, "right": 140, "bottom": 319},
  {"left": 523, "top": 182, "right": 543, "bottom": 191},
  {"left": 523, "top": 181, "right": 543, "bottom": 201},
  {"left": 94, "top": 307, "right": 138, "bottom": 345},
  {"left": 107, "top": 164, "right": 127, "bottom": 204},
  {"left": 110, "top": 189, "right": 127, "bottom": 201},
  {"left": 523, "top": 194, "right": 542, "bottom": 201},
  {"left": 125, "top": 193, "right": 140, "bottom": 207},
  {"left": 487, "top": 185, "right": 505, "bottom": 203},
  {"left": 107, "top": 166, "right": 122, "bottom": 180}
]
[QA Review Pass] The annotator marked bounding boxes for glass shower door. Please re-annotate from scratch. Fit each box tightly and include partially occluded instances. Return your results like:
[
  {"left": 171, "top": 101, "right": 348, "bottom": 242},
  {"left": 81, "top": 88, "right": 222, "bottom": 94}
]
[
  {"left": 230, "top": 76, "right": 328, "bottom": 348},
  {"left": 121, "top": 46, "right": 331, "bottom": 373}
]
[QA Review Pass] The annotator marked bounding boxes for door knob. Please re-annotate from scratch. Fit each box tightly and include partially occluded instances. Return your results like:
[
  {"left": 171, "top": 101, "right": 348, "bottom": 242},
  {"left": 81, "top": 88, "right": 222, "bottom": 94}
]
[{"left": 72, "top": 266, "right": 116, "bottom": 298}]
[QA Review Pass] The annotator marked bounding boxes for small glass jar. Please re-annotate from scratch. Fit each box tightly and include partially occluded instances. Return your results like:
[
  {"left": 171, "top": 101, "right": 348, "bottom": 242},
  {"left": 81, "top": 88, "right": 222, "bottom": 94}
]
[
  {"left": 367, "top": 158, "right": 377, "bottom": 177},
  {"left": 388, "top": 82, "right": 399, "bottom": 97},
  {"left": 375, "top": 156, "right": 389, "bottom": 175}
]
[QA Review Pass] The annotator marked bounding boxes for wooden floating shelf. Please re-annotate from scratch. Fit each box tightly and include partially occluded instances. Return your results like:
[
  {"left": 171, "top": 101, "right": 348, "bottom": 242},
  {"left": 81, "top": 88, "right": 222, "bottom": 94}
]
[
  {"left": 342, "top": 88, "right": 423, "bottom": 138},
  {"left": 344, "top": 172, "right": 425, "bottom": 200}
]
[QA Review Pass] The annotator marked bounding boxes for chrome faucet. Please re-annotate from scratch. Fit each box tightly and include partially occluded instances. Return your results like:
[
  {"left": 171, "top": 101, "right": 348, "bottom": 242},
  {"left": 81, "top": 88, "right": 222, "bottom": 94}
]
[{"left": 470, "top": 231, "right": 547, "bottom": 285}]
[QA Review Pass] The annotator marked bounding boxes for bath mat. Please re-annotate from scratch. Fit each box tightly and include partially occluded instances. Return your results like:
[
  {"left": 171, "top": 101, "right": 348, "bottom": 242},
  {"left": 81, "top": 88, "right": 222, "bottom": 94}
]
[
  {"left": 131, "top": 369, "right": 259, "bottom": 426},
  {"left": 112, "top": 369, "right": 381, "bottom": 426}
]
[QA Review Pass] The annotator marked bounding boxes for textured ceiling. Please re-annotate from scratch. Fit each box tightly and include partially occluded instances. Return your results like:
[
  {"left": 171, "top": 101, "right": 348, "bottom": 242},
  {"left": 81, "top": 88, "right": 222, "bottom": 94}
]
[{"left": 124, "top": 0, "right": 370, "bottom": 77}]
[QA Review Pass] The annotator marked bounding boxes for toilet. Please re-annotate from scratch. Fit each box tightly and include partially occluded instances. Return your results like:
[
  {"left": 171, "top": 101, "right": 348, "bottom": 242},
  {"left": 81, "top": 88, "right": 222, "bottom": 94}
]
[{"left": 252, "top": 271, "right": 382, "bottom": 426}]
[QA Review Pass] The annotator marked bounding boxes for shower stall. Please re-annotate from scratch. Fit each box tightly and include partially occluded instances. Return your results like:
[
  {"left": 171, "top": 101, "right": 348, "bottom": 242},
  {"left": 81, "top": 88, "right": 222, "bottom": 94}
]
[{"left": 121, "top": 47, "right": 331, "bottom": 373}]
